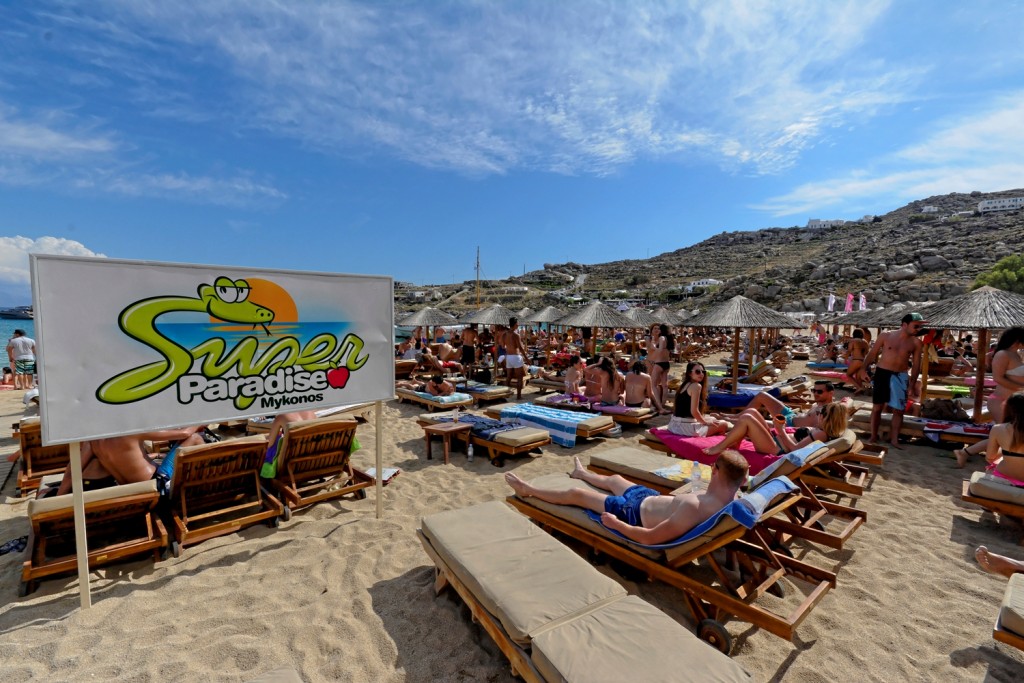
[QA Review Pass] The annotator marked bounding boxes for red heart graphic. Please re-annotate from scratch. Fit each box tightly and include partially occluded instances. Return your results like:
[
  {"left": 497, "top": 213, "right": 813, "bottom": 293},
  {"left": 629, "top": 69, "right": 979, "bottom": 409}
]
[{"left": 326, "top": 367, "right": 350, "bottom": 389}]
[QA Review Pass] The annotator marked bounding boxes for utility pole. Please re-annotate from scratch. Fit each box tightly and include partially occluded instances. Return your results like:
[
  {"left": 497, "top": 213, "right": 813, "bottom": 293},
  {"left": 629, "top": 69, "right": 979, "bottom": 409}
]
[{"left": 475, "top": 246, "right": 481, "bottom": 308}]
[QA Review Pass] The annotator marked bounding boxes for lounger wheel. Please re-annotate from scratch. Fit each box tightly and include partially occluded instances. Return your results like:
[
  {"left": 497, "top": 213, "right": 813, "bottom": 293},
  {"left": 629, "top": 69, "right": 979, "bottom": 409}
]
[
  {"left": 18, "top": 580, "right": 34, "bottom": 597},
  {"left": 767, "top": 579, "right": 786, "bottom": 598},
  {"left": 281, "top": 506, "right": 292, "bottom": 522},
  {"left": 491, "top": 458, "right": 504, "bottom": 467},
  {"left": 170, "top": 540, "right": 182, "bottom": 559},
  {"left": 698, "top": 619, "right": 731, "bottom": 654}
]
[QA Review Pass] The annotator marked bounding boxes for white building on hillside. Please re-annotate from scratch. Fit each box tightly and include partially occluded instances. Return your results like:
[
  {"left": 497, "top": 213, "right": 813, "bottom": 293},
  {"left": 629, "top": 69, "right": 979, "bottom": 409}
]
[
  {"left": 685, "top": 278, "right": 723, "bottom": 293},
  {"left": 807, "top": 218, "right": 846, "bottom": 229},
  {"left": 921, "top": 205, "right": 939, "bottom": 213},
  {"left": 978, "top": 196, "right": 1024, "bottom": 213}
]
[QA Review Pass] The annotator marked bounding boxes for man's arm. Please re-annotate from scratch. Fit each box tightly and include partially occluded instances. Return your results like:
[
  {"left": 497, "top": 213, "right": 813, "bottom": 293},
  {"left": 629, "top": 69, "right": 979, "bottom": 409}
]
[
  {"left": 909, "top": 338, "right": 923, "bottom": 396},
  {"left": 860, "top": 335, "right": 885, "bottom": 378}
]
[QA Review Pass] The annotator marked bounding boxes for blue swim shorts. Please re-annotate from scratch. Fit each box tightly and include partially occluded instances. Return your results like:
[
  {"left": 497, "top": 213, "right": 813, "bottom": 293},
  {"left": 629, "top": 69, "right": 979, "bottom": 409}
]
[
  {"left": 780, "top": 405, "right": 796, "bottom": 427},
  {"left": 604, "top": 485, "right": 659, "bottom": 527}
]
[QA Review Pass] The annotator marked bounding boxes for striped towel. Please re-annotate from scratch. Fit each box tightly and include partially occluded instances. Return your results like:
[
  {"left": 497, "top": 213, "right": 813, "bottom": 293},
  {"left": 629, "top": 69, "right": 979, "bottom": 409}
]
[{"left": 499, "top": 403, "right": 593, "bottom": 448}]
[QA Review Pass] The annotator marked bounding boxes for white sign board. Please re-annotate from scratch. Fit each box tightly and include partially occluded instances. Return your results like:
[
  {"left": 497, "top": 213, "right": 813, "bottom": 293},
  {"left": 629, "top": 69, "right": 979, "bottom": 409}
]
[{"left": 32, "top": 256, "right": 394, "bottom": 445}]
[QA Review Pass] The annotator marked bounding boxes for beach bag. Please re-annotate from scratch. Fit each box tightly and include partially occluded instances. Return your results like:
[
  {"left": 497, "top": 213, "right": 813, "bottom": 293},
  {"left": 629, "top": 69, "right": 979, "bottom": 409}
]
[
  {"left": 920, "top": 398, "right": 969, "bottom": 422},
  {"left": 474, "top": 368, "right": 492, "bottom": 384}
]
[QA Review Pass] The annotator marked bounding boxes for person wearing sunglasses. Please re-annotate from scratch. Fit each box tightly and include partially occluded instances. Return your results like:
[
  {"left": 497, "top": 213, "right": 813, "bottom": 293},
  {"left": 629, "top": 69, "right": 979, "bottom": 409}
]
[
  {"left": 740, "top": 380, "right": 837, "bottom": 433},
  {"left": 860, "top": 312, "right": 926, "bottom": 448},
  {"left": 703, "top": 402, "right": 849, "bottom": 458},
  {"left": 667, "top": 362, "right": 733, "bottom": 437}
]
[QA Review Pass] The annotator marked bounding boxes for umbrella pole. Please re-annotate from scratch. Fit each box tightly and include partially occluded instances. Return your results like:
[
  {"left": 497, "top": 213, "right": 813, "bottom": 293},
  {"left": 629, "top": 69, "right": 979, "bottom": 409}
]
[
  {"left": 731, "top": 328, "right": 740, "bottom": 395},
  {"left": 973, "top": 328, "right": 989, "bottom": 423},
  {"left": 920, "top": 344, "right": 930, "bottom": 404}
]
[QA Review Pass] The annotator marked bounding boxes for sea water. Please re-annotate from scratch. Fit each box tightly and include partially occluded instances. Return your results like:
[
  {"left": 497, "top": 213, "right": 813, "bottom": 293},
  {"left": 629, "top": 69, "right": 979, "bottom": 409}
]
[{"left": 0, "top": 320, "right": 35, "bottom": 344}]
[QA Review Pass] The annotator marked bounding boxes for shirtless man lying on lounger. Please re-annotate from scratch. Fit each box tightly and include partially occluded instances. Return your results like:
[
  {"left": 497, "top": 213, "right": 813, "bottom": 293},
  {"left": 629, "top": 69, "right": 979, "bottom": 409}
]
[
  {"left": 505, "top": 451, "right": 749, "bottom": 545},
  {"left": 52, "top": 425, "right": 207, "bottom": 496}
]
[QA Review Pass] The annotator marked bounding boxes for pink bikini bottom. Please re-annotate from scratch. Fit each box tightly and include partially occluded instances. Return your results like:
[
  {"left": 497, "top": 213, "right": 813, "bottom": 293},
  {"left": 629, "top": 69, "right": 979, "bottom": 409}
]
[{"left": 987, "top": 464, "right": 1024, "bottom": 487}]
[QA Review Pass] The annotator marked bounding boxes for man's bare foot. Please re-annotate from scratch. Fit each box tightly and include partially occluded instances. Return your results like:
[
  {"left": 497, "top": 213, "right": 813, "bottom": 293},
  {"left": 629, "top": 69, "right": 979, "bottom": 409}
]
[
  {"left": 569, "top": 456, "right": 587, "bottom": 480},
  {"left": 504, "top": 472, "right": 531, "bottom": 497},
  {"left": 888, "top": 441, "right": 903, "bottom": 450},
  {"left": 976, "top": 546, "right": 1024, "bottom": 578},
  {"left": 954, "top": 448, "right": 969, "bottom": 468}
]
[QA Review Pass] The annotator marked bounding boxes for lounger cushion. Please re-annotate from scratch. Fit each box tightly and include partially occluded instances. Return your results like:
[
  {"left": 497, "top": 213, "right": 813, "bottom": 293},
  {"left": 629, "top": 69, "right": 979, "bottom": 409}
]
[
  {"left": 28, "top": 479, "right": 157, "bottom": 516},
  {"left": 492, "top": 427, "right": 549, "bottom": 447},
  {"left": 245, "top": 667, "right": 304, "bottom": 683},
  {"left": 968, "top": 471, "right": 1024, "bottom": 506},
  {"left": 824, "top": 429, "right": 857, "bottom": 454},
  {"left": 421, "top": 501, "right": 626, "bottom": 646},
  {"left": 1000, "top": 573, "right": 1024, "bottom": 638},
  {"left": 531, "top": 594, "right": 750, "bottom": 682},
  {"left": 588, "top": 446, "right": 682, "bottom": 490}
]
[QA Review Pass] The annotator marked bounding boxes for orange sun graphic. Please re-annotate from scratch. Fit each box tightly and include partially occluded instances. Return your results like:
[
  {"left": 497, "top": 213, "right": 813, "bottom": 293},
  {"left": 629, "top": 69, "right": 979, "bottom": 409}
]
[{"left": 208, "top": 277, "right": 298, "bottom": 326}]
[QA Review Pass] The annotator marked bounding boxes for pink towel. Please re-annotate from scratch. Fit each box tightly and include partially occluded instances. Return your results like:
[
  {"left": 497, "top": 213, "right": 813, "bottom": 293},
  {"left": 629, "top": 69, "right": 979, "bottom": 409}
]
[{"left": 648, "top": 429, "right": 782, "bottom": 475}]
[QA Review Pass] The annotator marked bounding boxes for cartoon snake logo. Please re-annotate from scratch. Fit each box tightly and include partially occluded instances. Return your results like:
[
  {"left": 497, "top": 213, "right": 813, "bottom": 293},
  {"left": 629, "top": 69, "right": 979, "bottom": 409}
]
[{"left": 97, "top": 277, "right": 275, "bottom": 404}]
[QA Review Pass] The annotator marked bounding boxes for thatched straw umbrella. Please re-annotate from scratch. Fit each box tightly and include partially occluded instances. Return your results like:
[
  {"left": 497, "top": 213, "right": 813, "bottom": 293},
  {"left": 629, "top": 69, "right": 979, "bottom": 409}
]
[
  {"left": 460, "top": 303, "right": 517, "bottom": 326},
  {"left": 526, "top": 305, "right": 566, "bottom": 324},
  {"left": 652, "top": 307, "right": 686, "bottom": 326},
  {"left": 685, "top": 295, "right": 797, "bottom": 393},
  {"left": 398, "top": 307, "right": 459, "bottom": 344},
  {"left": 622, "top": 307, "right": 661, "bottom": 356},
  {"left": 555, "top": 301, "right": 644, "bottom": 356},
  {"left": 912, "top": 287, "right": 1024, "bottom": 420}
]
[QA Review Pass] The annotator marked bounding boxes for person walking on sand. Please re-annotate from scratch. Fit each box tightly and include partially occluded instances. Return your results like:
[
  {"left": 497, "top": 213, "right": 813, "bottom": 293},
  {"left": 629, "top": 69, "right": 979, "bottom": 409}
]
[
  {"left": 505, "top": 452, "right": 749, "bottom": 544},
  {"left": 502, "top": 317, "right": 529, "bottom": 399},
  {"left": 860, "top": 312, "right": 925, "bottom": 448}
]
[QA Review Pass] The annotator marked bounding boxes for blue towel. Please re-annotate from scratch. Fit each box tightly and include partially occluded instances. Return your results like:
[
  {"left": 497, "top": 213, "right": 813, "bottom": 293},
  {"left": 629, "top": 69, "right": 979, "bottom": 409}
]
[
  {"left": 499, "top": 403, "right": 592, "bottom": 448},
  {"left": 437, "top": 414, "right": 516, "bottom": 439},
  {"left": 414, "top": 391, "right": 472, "bottom": 404},
  {"left": 585, "top": 476, "right": 798, "bottom": 549},
  {"left": 749, "top": 441, "right": 826, "bottom": 488}
]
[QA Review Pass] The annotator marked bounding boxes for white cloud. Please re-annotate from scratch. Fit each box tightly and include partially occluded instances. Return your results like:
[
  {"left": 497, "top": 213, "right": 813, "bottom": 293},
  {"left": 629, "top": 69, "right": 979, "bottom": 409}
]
[
  {"left": 0, "top": 236, "right": 105, "bottom": 302},
  {"left": 0, "top": 105, "right": 116, "bottom": 159},
  {"left": 36, "top": 0, "right": 909, "bottom": 176},
  {"left": 73, "top": 171, "right": 287, "bottom": 206},
  {"left": 755, "top": 93, "right": 1024, "bottom": 216}
]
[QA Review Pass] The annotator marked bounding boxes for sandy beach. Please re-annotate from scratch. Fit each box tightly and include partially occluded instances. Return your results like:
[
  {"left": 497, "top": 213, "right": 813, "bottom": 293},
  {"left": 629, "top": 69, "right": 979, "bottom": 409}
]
[{"left": 0, "top": 358, "right": 1023, "bottom": 682}]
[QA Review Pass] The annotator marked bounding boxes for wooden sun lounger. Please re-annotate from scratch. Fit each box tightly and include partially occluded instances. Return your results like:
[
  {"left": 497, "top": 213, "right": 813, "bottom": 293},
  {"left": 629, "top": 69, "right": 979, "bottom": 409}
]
[
  {"left": 482, "top": 404, "right": 615, "bottom": 440},
  {"left": 16, "top": 417, "right": 71, "bottom": 496},
  {"left": 507, "top": 475, "right": 835, "bottom": 651},
  {"left": 591, "top": 437, "right": 874, "bottom": 551},
  {"left": 266, "top": 417, "right": 373, "bottom": 516},
  {"left": 395, "top": 359, "right": 417, "bottom": 378},
  {"left": 994, "top": 574, "right": 1024, "bottom": 652},
  {"left": 961, "top": 471, "right": 1024, "bottom": 541},
  {"left": 416, "top": 413, "right": 551, "bottom": 467},
  {"left": 169, "top": 435, "right": 284, "bottom": 556},
  {"left": 528, "top": 377, "right": 568, "bottom": 394},
  {"left": 21, "top": 479, "right": 168, "bottom": 596},
  {"left": 418, "top": 502, "right": 751, "bottom": 680},
  {"left": 848, "top": 409, "right": 989, "bottom": 446},
  {"left": 395, "top": 387, "right": 474, "bottom": 412}
]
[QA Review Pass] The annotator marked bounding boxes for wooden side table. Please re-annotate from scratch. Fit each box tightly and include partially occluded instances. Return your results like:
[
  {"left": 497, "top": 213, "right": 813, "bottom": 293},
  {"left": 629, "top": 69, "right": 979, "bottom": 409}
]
[{"left": 422, "top": 422, "right": 473, "bottom": 465}]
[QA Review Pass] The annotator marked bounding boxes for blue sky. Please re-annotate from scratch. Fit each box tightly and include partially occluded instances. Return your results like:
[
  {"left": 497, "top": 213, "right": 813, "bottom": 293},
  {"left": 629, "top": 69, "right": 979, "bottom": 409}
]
[{"left": 2, "top": 1, "right": 1024, "bottom": 303}]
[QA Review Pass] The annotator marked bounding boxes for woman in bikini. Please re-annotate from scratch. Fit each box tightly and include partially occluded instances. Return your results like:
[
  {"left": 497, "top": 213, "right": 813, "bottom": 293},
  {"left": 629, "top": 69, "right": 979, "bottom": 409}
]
[
  {"left": 648, "top": 324, "right": 674, "bottom": 409},
  {"left": 667, "top": 362, "right": 732, "bottom": 437},
  {"left": 844, "top": 328, "right": 870, "bottom": 394},
  {"left": 982, "top": 392, "right": 1024, "bottom": 485},
  {"left": 703, "top": 402, "right": 848, "bottom": 457},
  {"left": 957, "top": 328, "right": 1024, "bottom": 466}
]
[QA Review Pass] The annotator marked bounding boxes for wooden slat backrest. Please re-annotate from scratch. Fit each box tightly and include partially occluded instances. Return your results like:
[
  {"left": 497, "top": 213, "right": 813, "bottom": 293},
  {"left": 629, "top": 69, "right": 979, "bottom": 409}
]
[
  {"left": 19, "top": 421, "right": 70, "bottom": 478},
  {"left": 278, "top": 418, "right": 358, "bottom": 477}
]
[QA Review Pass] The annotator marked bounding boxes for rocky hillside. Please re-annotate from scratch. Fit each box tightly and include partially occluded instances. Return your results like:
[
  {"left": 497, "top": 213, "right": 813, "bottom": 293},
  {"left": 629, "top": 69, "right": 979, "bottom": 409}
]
[
  {"left": 398, "top": 189, "right": 1024, "bottom": 315},
  {"left": 538, "top": 189, "right": 1024, "bottom": 313}
]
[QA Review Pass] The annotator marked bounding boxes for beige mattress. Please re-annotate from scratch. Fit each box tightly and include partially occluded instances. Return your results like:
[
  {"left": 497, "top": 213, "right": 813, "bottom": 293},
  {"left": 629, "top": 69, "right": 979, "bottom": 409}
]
[
  {"left": 1000, "top": 573, "right": 1024, "bottom": 639},
  {"left": 420, "top": 501, "right": 750, "bottom": 682},
  {"left": 968, "top": 470, "right": 1024, "bottom": 506},
  {"left": 588, "top": 446, "right": 687, "bottom": 491}
]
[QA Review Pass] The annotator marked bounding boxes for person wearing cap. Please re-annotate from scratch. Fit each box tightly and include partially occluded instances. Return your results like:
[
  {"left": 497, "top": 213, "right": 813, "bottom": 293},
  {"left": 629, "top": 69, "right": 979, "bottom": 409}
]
[{"left": 859, "top": 312, "right": 925, "bottom": 448}]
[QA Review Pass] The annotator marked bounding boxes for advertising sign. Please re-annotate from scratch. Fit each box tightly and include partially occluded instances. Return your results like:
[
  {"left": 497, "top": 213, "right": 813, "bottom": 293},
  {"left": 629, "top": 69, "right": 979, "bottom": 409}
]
[{"left": 32, "top": 256, "right": 393, "bottom": 444}]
